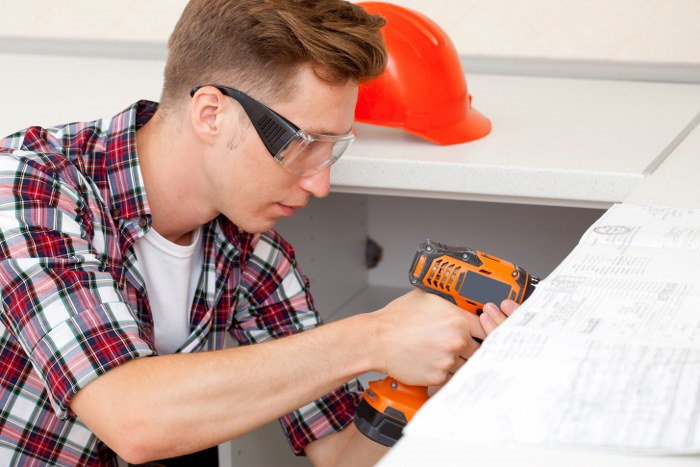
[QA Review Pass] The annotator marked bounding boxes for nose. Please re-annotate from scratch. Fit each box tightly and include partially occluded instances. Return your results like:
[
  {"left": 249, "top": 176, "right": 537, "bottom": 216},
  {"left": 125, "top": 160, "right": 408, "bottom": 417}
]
[{"left": 299, "top": 166, "right": 331, "bottom": 198}]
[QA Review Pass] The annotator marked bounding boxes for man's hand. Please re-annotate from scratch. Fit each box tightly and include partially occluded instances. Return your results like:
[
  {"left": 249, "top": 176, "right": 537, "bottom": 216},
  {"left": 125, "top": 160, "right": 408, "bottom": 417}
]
[
  {"left": 368, "top": 290, "right": 487, "bottom": 386},
  {"left": 369, "top": 292, "right": 522, "bottom": 386},
  {"left": 429, "top": 298, "right": 519, "bottom": 386}
]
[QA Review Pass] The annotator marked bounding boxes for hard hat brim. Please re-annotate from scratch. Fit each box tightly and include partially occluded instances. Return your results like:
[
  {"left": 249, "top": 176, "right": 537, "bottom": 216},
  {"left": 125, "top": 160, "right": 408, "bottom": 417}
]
[{"left": 406, "top": 106, "right": 492, "bottom": 146}]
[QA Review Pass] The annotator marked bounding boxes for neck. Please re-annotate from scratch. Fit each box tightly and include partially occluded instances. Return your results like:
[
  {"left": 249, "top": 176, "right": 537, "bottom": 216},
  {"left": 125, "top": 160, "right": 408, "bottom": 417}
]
[{"left": 135, "top": 110, "right": 217, "bottom": 245}]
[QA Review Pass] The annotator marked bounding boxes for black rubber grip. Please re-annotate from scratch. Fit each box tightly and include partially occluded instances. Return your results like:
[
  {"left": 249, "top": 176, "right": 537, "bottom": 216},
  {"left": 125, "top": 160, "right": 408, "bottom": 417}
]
[{"left": 354, "top": 398, "right": 406, "bottom": 447}]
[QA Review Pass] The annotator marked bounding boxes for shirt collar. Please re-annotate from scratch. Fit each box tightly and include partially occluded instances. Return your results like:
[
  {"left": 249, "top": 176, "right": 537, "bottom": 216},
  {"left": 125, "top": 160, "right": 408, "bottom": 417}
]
[
  {"left": 104, "top": 99, "right": 157, "bottom": 223},
  {"left": 215, "top": 214, "right": 255, "bottom": 264}
]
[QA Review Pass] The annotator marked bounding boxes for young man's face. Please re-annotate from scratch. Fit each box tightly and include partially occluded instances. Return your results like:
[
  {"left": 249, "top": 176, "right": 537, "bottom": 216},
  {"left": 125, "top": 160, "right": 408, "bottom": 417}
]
[{"left": 202, "top": 66, "right": 358, "bottom": 233}]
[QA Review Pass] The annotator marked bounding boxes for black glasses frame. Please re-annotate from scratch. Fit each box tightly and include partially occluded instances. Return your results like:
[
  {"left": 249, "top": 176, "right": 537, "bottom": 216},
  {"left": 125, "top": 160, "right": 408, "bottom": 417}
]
[{"left": 189, "top": 85, "right": 300, "bottom": 159}]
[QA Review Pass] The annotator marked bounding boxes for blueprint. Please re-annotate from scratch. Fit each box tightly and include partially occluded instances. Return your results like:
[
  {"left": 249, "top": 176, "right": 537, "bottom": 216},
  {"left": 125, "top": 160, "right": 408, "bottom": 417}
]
[{"left": 405, "top": 204, "right": 700, "bottom": 454}]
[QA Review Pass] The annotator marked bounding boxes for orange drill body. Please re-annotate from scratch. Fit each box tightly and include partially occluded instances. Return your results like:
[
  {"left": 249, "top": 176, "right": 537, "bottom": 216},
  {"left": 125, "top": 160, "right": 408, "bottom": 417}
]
[{"left": 354, "top": 240, "right": 539, "bottom": 446}]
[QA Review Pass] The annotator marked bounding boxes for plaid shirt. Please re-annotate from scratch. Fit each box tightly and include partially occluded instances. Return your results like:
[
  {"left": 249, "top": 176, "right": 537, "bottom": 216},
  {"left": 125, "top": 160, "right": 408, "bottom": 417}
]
[{"left": 0, "top": 100, "right": 362, "bottom": 465}]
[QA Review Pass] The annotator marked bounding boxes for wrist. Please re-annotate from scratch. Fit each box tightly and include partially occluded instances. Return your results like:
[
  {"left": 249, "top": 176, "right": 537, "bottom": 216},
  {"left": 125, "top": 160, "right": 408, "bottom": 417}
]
[
  {"left": 342, "top": 312, "right": 383, "bottom": 375},
  {"left": 355, "top": 310, "right": 388, "bottom": 374}
]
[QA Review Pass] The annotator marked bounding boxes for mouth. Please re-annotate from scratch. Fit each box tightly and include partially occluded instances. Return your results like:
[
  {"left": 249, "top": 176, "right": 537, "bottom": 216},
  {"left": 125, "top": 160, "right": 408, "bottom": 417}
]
[{"left": 277, "top": 202, "right": 304, "bottom": 216}]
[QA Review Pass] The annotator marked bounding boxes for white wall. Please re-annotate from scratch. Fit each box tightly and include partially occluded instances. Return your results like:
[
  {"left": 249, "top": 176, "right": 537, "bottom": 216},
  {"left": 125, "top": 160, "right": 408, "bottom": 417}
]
[{"left": 3, "top": 0, "right": 700, "bottom": 64}]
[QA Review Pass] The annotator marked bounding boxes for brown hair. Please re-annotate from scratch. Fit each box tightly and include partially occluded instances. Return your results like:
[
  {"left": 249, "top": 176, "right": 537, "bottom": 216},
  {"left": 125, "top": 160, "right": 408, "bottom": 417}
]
[{"left": 160, "top": 0, "right": 387, "bottom": 111}]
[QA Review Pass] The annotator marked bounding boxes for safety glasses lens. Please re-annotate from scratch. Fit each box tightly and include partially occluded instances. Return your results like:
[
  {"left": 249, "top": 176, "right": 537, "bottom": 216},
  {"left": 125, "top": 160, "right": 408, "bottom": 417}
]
[{"left": 278, "top": 136, "right": 353, "bottom": 176}]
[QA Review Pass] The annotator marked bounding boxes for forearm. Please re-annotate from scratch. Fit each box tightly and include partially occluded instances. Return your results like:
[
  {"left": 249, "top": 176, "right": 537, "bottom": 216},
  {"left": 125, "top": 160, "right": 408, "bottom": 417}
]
[{"left": 71, "top": 313, "right": 375, "bottom": 463}]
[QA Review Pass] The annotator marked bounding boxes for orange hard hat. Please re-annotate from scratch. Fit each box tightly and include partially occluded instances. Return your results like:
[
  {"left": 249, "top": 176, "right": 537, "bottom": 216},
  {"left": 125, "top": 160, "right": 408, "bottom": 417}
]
[{"left": 355, "top": 2, "right": 491, "bottom": 145}]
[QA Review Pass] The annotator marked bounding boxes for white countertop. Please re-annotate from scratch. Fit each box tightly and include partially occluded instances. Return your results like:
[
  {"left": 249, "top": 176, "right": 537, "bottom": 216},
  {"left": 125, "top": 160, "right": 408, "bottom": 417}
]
[
  {"left": 2, "top": 53, "right": 699, "bottom": 209},
  {"left": 333, "top": 74, "right": 700, "bottom": 208},
  {"left": 625, "top": 120, "right": 700, "bottom": 209}
]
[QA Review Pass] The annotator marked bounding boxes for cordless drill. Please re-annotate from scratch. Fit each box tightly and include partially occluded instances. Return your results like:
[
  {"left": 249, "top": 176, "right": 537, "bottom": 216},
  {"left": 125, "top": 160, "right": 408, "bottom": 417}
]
[{"left": 354, "top": 240, "right": 539, "bottom": 446}]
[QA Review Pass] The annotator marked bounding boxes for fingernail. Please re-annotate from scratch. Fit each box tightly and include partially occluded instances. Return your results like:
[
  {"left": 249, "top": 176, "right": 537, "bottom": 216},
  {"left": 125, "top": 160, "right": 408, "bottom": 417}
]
[{"left": 484, "top": 302, "right": 498, "bottom": 314}]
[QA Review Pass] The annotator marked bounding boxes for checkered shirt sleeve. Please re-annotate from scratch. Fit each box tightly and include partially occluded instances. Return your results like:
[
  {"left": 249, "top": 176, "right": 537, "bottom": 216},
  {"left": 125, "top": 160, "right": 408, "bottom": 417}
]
[
  {"left": 0, "top": 151, "right": 155, "bottom": 420},
  {"left": 231, "top": 231, "right": 363, "bottom": 455}
]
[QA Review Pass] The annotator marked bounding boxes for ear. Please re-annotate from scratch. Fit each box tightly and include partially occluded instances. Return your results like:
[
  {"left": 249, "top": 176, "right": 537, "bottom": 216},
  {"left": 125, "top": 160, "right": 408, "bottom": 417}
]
[{"left": 189, "top": 86, "right": 227, "bottom": 146}]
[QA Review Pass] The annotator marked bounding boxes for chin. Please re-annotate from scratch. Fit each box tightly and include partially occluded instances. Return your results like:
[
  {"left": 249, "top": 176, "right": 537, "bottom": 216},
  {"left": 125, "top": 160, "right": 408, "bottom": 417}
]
[
  {"left": 222, "top": 205, "right": 280, "bottom": 234},
  {"left": 232, "top": 217, "right": 277, "bottom": 234},
  {"left": 245, "top": 224, "right": 276, "bottom": 234}
]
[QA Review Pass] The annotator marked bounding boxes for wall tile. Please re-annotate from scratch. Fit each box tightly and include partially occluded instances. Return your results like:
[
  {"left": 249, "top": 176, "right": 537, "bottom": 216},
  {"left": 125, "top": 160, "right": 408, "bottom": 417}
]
[
  {"left": 368, "top": 0, "right": 700, "bottom": 63},
  {"left": 1, "top": 0, "right": 699, "bottom": 64},
  {"left": 640, "top": 0, "right": 700, "bottom": 62}
]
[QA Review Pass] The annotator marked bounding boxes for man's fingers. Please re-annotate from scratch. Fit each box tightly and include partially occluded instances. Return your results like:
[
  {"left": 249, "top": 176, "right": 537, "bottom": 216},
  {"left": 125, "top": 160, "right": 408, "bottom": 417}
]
[
  {"left": 484, "top": 302, "right": 506, "bottom": 325},
  {"left": 480, "top": 311, "right": 499, "bottom": 335},
  {"left": 480, "top": 302, "right": 509, "bottom": 335},
  {"left": 500, "top": 299, "right": 520, "bottom": 316},
  {"left": 466, "top": 313, "right": 487, "bottom": 341},
  {"left": 451, "top": 355, "right": 468, "bottom": 374},
  {"left": 462, "top": 331, "right": 482, "bottom": 359}
]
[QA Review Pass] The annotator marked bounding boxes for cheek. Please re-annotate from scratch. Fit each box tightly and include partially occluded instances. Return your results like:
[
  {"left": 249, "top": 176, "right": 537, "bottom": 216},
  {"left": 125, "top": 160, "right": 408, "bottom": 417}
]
[
  {"left": 213, "top": 127, "right": 301, "bottom": 209},
  {"left": 228, "top": 141, "right": 292, "bottom": 203}
]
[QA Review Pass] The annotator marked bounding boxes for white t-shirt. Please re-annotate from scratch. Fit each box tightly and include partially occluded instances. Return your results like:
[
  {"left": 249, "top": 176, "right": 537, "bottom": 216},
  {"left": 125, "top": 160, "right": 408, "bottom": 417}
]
[{"left": 133, "top": 226, "right": 204, "bottom": 354}]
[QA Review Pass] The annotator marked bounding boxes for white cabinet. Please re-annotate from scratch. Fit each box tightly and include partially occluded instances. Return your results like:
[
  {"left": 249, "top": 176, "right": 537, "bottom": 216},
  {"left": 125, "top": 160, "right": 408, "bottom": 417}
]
[
  {"left": 255, "top": 193, "right": 602, "bottom": 465},
  {"left": 277, "top": 194, "right": 604, "bottom": 322},
  {"left": 224, "top": 193, "right": 604, "bottom": 466}
]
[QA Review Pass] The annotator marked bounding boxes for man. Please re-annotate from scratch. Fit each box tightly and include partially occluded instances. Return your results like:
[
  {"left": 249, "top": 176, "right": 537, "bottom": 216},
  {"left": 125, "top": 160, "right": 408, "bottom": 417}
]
[{"left": 0, "top": 0, "right": 517, "bottom": 465}]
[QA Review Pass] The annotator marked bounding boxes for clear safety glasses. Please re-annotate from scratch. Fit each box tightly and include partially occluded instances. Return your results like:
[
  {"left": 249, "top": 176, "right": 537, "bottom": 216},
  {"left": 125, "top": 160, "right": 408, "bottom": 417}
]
[{"left": 190, "top": 85, "right": 356, "bottom": 177}]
